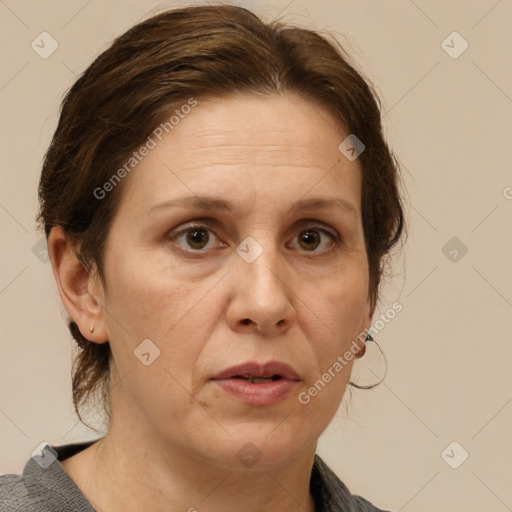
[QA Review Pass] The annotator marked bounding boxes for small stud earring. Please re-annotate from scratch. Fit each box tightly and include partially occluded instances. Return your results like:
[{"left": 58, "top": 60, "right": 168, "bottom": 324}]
[{"left": 90, "top": 326, "right": 94, "bottom": 334}]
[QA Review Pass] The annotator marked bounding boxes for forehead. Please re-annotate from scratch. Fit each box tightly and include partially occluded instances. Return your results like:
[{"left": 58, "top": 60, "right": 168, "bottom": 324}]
[
  {"left": 119, "top": 93, "right": 362, "bottom": 213},
  {"left": 173, "top": 93, "right": 346, "bottom": 159}
]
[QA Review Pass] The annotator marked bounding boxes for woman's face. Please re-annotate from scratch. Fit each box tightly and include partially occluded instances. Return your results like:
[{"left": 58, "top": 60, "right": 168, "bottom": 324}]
[{"left": 93, "top": 93, "right": 372, "bottom": 468}]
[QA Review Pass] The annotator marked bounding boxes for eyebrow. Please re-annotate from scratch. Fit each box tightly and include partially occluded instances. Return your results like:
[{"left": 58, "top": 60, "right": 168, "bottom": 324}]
[{"left": 149, "top": 195, "right": 358, "bottom": 216}]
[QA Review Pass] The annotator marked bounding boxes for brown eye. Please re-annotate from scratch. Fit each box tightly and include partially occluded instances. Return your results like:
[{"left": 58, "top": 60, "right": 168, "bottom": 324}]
[
  {"left": 292, "top": 227, "right": 338, "bottom": 253},
  {"left": 185, "top": 228, "right": 210, "bottom": 249},
  {"left": 171, "top": 222, "right": 339, "bottom": 255},
  {"left": 174, "top": 225, "right": 219, "bottom": 251},
  {"left": 298, "top": 230, "right": 321, "bottom": 251}
]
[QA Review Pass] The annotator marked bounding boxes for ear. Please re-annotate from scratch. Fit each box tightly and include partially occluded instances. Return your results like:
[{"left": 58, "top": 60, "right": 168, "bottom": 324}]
[
  {"left": 47, "top": 226, "right": 109, "bottom": 344},
  {"left": 354, "top": 296, "right": 375, "bottom": 359}
]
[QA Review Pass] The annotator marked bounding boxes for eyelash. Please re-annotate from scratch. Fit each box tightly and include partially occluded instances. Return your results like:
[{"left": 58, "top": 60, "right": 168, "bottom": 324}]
[{"left": 169, "top": 220, "right": 342, "bottom": 255}]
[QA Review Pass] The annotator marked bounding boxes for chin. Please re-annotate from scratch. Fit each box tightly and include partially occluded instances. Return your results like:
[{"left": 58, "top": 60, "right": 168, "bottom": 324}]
[{"left": 202, "top": 427, "right": 314, "bottom": 471}]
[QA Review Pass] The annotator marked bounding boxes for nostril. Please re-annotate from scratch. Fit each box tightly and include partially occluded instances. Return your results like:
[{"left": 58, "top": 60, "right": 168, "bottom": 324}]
[{"left": 241, "top": 319, "right": 251, "bottom": 326}]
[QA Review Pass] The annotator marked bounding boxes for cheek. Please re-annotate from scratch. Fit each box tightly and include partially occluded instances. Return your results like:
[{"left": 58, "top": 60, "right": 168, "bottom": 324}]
[
  {"left": 310, "top": 266, "right": 368, "bottom": 339},
  {"left": 298, "top": 270, "right": 367, "bottom": 405},
  {"left": 104, "top": 251, "right": 190, "bottom": 336},
  {"left": 303, "top": 280, "right": 364, "bottom": 409},
  {"left": 102, "top": 252, "right": 217, "bottom": 380}
]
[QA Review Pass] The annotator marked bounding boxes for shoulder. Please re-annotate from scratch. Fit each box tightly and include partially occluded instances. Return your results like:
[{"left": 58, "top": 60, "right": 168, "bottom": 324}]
[
  {"left": 0, "top": 472, "right": 41, "bottom": 512},
  {"left": 0, "top": 441, "right": 98, "bottom": 512},
  {"left": 353, "top": 495, "right": 393, "bottom": 512},
  {"left": 312, "top": 454, "right": 393, "bottom": 512}
]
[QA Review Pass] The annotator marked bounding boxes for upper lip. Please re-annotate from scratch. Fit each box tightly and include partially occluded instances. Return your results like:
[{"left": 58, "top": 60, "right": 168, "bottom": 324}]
[{"left": 212, "top": 361, "right": 300, "bottom": 381}]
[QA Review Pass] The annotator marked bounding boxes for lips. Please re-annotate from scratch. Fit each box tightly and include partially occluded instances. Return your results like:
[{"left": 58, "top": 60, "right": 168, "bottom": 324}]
[
  {"left": 211, "top": 361, "right": 300, "bottom": 406},
  {"left": 211, "top": 361, "right": 300, "bottom": 382}
]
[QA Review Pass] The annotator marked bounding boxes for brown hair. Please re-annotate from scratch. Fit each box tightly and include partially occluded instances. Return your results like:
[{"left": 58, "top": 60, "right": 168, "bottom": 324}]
[{"left": 36, "top": 3, "right": 405, "bottom": 428}]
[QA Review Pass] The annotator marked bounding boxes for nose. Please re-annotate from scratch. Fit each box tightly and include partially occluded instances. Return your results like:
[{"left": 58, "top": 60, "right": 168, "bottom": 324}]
[{"left": 226, "top": 238, "right": 296, "bottom": 335}]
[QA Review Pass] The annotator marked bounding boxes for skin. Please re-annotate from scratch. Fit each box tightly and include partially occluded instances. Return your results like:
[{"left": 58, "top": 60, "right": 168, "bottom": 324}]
[{"left": 49, "top": 92, "right": 374, "bottom": 512}]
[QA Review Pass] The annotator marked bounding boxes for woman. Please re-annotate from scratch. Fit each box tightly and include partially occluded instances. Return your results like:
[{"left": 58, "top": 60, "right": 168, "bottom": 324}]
[{"left": 0, "top": 4, "right": 404, "bottom": 511}]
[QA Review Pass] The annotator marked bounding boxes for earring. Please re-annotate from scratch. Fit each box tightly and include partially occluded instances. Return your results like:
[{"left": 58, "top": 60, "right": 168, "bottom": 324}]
[
  {"left": 356, "top": 333, "right": 374, "bottom": 358},
  {"left": 90, "top": 326, "right": 95, "bottom": 334},
  {"left": 349, "top": 337, "right": 387, "bottom": 390}
]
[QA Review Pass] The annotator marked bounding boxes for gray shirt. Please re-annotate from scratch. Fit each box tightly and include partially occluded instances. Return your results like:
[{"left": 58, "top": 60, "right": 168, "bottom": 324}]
[{"left": 0, "top": 441, "right": 391, "bottom": 511}]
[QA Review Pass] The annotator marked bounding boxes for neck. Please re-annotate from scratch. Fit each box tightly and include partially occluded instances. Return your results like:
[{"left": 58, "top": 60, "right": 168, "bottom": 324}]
[{"left": 81, "top": 401, "right": 317, "bottom": 512}]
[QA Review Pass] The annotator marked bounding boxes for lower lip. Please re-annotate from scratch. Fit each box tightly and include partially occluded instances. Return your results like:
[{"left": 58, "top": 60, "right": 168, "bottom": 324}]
[{"left": 212, "top": 378, "right": 298, "bottom": 406}]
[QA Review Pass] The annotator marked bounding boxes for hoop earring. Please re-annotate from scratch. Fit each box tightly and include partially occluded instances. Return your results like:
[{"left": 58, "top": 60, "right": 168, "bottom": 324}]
[{"left": 348, "top": 337, "right": 387, "bottom": 390}]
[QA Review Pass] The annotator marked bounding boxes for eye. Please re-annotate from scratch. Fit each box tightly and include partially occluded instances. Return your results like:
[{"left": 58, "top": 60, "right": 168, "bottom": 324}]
[
  {"left": 289, "top": 226, "right": 340, "bottom": 253},
  {"left": 169, "top": 221, "right": 340, "bottom": 254},
  {"left": 173, "top": 224, "right": 221, "bottom": 251}
]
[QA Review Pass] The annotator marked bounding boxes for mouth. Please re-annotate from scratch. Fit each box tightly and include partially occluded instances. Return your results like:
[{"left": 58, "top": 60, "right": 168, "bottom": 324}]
[
  {"left": 211, "top": 361, "right": 300, "bottom": 382},
  {"left": 211, "top": 362, "right": 300, "bottom": 406}
]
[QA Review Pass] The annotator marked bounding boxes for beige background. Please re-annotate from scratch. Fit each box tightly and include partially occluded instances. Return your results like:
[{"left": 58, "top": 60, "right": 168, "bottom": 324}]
[{"left": 1, "top": 0, "right": 511, "bottom": 510}]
